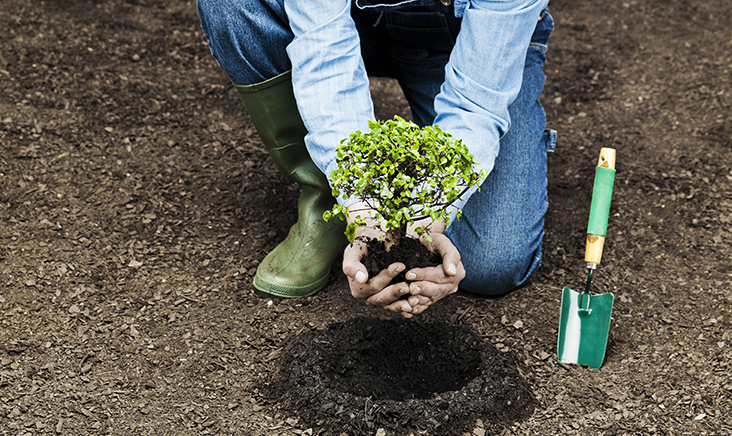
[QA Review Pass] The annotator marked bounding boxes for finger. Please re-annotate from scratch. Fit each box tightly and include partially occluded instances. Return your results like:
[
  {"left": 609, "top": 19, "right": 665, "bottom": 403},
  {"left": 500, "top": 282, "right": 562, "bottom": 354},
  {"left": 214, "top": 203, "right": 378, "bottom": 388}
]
[
  {"left": 404, "top": 292, "right": 431, "bottom": 308},
  {"left": 406, "top": 298, "right": 432, "bottom": 315},
  {"left": 409, "top": 295, "right": 431, "bottom": 307},
  {"left": 350, "top": 263, "right": 407, "bottom": 301},
  {"left": 366, "top": 281, "right": 409, "bottom": 306},
  {"left": 409, "top": 281, "right": 459, "bottom": 303},
  {"left": 350, "top": 282, "right": 374, "bottom": 300},
  {"left": 342, "top": 241, "right": 369, "bottom": 283},
  {"left": 406, "top": 261, "right": 465, "bottom": 284},
  {"left": 408, "top": 283, "right": 422, "bottom": 295},
  {"left": 428, "top": 233, "right": 461, "bottom": 277},
  {"left": 369, "top": 262, "right": 406, "bottom": 290},
  {"left": 408, "top": 295, "right": 420, "bottom": 307},
  {"left": 410, "top": 304, "right": 429, "bottom": 315},
  {"left": 383, "top": 297, "right": 414, "bottom": 314}
]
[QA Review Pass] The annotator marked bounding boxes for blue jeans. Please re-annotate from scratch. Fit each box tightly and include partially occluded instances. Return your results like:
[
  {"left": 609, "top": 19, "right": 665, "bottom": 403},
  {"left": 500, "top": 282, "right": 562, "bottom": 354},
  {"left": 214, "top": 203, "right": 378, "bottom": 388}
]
[{"left": 197, "top": 0, "right": 555, "bottom": 296}]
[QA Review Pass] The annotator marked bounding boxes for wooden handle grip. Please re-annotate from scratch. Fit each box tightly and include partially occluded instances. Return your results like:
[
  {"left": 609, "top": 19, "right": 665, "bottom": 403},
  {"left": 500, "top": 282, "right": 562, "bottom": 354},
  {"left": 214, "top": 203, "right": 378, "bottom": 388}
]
[{"left": 585, "top": 148, "right": 617, "bottom": 265}]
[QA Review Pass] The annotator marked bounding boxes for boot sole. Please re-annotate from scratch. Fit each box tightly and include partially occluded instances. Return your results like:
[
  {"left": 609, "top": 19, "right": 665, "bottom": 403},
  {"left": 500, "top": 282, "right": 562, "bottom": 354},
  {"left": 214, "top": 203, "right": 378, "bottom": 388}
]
[{"left": 252, "top": 272, "right": 330, "bottom": 299}]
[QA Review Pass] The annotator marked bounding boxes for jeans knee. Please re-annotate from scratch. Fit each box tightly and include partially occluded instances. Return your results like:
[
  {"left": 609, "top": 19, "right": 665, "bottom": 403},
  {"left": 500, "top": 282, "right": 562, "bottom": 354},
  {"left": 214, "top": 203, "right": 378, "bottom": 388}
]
[
  {"left": 197, "top": 0, "right": 245, "bottom": 30},
  {"left": 197, "top": 0, "right": 221, "bottom": 22},
  {"left": 460, "top": 243, "right": 542, "bottom": 297},
  {"left": 197, "top": 0, "right": 290, "bottom": 84}
]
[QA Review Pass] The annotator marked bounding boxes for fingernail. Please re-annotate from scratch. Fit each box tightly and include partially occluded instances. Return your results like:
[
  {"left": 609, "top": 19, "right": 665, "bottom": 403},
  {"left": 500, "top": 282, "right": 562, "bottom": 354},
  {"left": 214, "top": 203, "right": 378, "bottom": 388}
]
[
  {"left": 400, "top": 288, "right": 409, "bottom": 294},
  {"left": 447, "top": 263, "right": 457, "bottom": 275},
  {"left": 406, "top": 272, "right": 416, "bottom": 280},
  {"left": 355, "top": 271, "right": 367, "bottom": 284},
  {"left": 412, "top": 286, "right": 421, "bottom": 295},
  {"left": 395, "top": 265, "right": 405, "bottom": 273}
]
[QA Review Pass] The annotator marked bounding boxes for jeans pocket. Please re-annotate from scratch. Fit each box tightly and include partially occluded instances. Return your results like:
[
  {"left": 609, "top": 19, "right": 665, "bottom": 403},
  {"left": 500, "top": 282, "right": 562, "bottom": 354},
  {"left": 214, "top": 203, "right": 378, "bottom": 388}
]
[
  {"left": 384, "top": 9, "right": 461, "bottom": 65},
  {"left": 386, "top": 10, "right": 456, "bottom": 49}
]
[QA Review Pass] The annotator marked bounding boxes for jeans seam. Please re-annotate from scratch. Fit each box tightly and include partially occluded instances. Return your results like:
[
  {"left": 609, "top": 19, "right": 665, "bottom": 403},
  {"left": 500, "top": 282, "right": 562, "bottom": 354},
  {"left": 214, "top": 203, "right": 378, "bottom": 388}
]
[{"left": 529, "top": 42, "right": 548, "bottom": 53}]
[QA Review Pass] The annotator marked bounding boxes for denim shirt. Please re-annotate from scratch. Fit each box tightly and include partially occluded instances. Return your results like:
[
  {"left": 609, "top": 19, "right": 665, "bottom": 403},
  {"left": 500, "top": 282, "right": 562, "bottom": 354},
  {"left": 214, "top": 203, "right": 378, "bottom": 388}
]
[{"left": 285, "top": 0, "right": 548, "bottom": 212}]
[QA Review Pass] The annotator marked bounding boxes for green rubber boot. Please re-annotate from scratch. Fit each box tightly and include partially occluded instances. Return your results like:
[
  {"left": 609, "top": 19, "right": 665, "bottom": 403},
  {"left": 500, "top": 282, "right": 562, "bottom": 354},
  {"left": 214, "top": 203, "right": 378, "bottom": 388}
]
[{"left": 235, "top": 71, "right": 347, "bottom": 298}]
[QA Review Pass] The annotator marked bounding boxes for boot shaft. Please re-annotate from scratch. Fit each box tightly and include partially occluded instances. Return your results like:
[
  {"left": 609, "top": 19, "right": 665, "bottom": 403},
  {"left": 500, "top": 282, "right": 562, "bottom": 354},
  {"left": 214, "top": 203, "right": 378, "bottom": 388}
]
[{"left": 235, "top": 71, "right": 329, "bottom": 190}]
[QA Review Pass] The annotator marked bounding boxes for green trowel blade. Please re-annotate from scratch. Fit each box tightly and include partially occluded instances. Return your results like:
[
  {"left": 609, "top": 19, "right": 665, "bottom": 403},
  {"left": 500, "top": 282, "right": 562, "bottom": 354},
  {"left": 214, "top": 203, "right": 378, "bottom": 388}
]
[{"left": 557, "top": 287, "right": 614, "bottom": 369}]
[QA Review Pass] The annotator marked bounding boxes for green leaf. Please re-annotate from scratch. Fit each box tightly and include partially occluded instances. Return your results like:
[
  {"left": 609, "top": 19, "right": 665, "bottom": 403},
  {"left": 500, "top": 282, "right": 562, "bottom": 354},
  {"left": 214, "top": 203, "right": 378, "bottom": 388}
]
[
  {"left": 329, "top": 115, "right": 483, "bottom": 246},
  {"left": 345, "top": 223, "right": 357, "bottom": 243}
]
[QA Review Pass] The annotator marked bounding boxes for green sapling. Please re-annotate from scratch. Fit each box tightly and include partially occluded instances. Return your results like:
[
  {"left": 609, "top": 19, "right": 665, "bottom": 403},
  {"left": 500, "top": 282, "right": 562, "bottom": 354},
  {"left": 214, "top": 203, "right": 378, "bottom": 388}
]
[{"left": 323, "top": 116, "right": 486, "bottom": 252}]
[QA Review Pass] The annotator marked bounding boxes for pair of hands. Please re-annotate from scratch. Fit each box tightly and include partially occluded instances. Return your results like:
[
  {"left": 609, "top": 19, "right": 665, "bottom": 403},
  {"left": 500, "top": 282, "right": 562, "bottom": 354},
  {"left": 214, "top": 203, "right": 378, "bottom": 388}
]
[{"left": 340, "top": 203, "right": 465, "bottom": 318}]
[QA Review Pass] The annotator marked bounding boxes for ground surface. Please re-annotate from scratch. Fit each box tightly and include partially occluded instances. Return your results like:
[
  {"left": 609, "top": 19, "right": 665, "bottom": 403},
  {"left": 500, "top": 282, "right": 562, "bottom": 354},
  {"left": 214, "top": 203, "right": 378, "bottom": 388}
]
[{"left": 1, "top": 0, "right": 731, "bottom": 435}]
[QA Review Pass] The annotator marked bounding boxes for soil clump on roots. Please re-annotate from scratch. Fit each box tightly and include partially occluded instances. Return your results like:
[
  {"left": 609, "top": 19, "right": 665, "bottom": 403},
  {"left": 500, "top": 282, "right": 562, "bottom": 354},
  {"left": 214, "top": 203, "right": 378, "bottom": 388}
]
[
  {"left": 361, "top": 236, "right": 442, "bottom": 283},
  {"left": 268, "top": 317, "right": 536, "bottom": 436}
]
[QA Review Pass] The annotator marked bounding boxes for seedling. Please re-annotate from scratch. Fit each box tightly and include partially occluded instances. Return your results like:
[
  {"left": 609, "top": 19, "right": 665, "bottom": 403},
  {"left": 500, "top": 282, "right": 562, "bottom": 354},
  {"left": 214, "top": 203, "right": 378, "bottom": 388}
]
[{"left": 323, "top": 116, "right": 485, "bottom": 251}]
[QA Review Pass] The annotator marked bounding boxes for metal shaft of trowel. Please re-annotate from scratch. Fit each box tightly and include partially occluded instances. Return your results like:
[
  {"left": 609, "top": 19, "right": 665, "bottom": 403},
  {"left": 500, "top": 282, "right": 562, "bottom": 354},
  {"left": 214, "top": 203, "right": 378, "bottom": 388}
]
[
  {"left": 583, "top": 265, "right": 595, "bottom": 294},
  {"left": 584, "top": 235, "right": 604, "bottom": 295}
]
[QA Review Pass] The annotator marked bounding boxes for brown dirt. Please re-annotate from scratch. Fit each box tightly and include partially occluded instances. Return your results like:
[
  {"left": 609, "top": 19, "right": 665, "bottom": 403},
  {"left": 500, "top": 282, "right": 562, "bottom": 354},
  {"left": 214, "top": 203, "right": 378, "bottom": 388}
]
[{"left": 1, "top": 0, "right": 731, "bottom": 435}]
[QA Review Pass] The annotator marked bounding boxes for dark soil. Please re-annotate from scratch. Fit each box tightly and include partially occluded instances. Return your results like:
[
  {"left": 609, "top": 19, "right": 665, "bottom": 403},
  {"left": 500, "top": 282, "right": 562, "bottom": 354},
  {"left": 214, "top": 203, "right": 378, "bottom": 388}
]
[
  {"left": 2, "top": 0, "right": 732, "bottom": 435},
  {"left": 361, "top": 236, "right": 442, "bottom": 283},
  {"left": 270, "top": 318, "right": 534, "bottom": 436}
]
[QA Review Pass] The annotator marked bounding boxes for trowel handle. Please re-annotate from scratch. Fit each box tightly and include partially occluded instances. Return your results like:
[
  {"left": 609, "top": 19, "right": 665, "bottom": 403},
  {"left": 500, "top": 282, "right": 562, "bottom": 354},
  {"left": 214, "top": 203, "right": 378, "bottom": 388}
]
[{"left": 585, "top": 148, "right": 616, "bottom": 268}]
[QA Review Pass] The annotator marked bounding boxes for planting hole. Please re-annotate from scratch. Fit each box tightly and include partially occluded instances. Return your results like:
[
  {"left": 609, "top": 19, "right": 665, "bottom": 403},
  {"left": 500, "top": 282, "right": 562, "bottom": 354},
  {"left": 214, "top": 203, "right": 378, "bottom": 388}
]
[
  {"left": 315, "top": 318, "right": 481, "bottom": 401},
  {"left": 270, "top": 317, "right": 536, "bottom": 436}
]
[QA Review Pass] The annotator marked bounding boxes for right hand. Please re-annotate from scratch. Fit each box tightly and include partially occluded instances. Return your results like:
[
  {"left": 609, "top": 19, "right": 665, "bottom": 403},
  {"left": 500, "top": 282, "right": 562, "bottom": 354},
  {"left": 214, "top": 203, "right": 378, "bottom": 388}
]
[{"left": 342, "top": 226, "right": 417, "bottom": 317}]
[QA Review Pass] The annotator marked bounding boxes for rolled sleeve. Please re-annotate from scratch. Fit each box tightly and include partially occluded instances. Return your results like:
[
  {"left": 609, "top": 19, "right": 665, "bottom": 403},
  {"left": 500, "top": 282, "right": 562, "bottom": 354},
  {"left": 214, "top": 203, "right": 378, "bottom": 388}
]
[
  {"left": 285, "top": 0, "right": 374, "bottom": 199},
  {"left": 434, "top": 0, "right": 548, "bottom": 215}
]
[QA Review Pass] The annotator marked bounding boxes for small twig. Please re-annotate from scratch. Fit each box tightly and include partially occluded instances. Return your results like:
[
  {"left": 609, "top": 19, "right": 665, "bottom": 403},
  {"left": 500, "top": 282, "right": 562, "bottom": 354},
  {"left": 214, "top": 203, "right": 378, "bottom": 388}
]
[
  {"left": 179, "top": 294, "right": 201, "bottom": 303},
  {"left": 457, "top": 305, "right": 473, "bottom": 321},
  {"left": 557, "top": 361, "right": 572, "bottom": 371}
]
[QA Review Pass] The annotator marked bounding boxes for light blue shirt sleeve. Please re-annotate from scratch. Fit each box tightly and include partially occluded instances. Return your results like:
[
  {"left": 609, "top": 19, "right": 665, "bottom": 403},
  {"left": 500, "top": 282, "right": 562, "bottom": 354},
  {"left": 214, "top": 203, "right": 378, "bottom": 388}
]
[
  {"left": 285, "top": 0, "right": 373, "bottom": 207},
  {"left": 286, "top": 0, "right": 548, "bottom": 216},
  {"left": 435, "top": 0, "right": 548, "bottom": 217}
]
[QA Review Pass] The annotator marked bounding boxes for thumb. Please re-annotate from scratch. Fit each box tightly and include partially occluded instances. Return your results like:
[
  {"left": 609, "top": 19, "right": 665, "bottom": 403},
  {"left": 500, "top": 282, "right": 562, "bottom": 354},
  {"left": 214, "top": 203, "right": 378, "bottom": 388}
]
[
  {"left": 429, "top": 233, "right": 460, "bottom": 276},
  {"left": 342, "top": 240, "right": 369, "bottom": 283}
]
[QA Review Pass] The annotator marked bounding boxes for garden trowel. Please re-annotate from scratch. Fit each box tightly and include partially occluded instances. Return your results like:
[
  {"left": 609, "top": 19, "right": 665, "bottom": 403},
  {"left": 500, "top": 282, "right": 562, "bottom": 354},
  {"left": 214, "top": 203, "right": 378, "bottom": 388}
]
[{"left": 557, "top": 148, "right": 616, "bottom": 369}]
